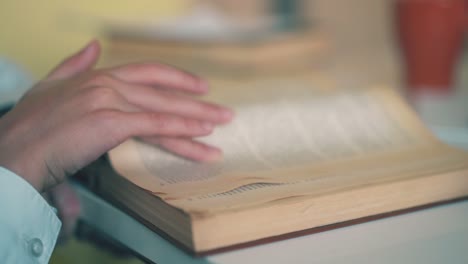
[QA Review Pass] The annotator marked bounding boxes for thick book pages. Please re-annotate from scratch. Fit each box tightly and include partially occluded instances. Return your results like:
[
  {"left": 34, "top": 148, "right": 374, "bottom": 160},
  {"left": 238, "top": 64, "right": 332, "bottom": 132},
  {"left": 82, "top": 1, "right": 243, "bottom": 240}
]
[{"left": 105, "top": 81, "right": 468, "bottom": 253}]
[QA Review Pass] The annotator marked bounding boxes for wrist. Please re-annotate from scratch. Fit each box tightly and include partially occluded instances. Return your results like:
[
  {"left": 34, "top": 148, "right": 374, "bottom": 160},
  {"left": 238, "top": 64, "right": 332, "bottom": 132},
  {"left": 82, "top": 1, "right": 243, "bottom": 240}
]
[
  {"left": 0, "top": 120, "right": 46, "bottom": 192},
  {"left": 0, "top": 150, "right": 45, "bottom": 192}
]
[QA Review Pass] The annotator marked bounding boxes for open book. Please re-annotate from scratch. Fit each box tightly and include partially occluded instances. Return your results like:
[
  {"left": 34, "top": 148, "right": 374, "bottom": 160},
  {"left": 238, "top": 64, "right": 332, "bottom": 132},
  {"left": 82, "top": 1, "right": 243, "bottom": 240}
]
[{"left": 99, "top": 78, "right": 468, "bottom": 255}]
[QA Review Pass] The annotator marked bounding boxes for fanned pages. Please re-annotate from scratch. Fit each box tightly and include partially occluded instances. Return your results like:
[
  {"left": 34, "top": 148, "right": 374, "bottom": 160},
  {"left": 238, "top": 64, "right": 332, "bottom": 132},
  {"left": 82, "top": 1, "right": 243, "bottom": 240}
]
[{"left": 108, "top": 84, "right": 460, "bottom": 212}]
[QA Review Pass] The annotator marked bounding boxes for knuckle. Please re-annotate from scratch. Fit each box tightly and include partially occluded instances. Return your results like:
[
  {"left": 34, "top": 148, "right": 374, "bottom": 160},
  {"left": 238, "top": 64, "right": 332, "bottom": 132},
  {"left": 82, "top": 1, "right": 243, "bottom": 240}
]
[
  {"left": 90, "top": 109, "right": 120, "bottom": 121},
  {"left": 87, "top": 109, "right": 125, "bottom": 143},
  {"left": 88, "top": 109, "right": 121, "bottom": 127},
  {"left": 128, "top": 63, "right": 160, "bottom": 74},
  {"left": 155, "top": 64, "right": 194, "bottom": 83},
  {"left": 147, "top": 63, "right": 168, "bottom": 72},
  {"left": 183, "top": 118, "right": 201, "bottom": 131},
  {"left": 150, "top": 114, "right": 170, "bottom": 131},
  {"left": 84, "top": 86, "right": 120, "bottom": 112},
  {"left": 198, "top": 102, "right": 216, "bottom": 113},
  {"left": 154, "top": 90, "right": 171, "bottom": 101},
  {"left": 181, "top": 72, "right": 196, "bottom": 84},
  {"left": 85, "top": 72, "right": 116, "bottom": 86},
  {"left": 169, "top": 70, "right": 193, "bottom": 85},
  {"left": 146, "top": 63, "right": 164, "bottom": 72}
]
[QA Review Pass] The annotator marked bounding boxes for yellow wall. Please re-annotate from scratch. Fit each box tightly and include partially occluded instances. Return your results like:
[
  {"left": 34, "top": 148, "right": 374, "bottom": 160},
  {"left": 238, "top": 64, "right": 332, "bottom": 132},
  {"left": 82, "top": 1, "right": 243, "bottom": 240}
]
[{"left": 0, "top": 0, "right": 188, "bottom": 79}]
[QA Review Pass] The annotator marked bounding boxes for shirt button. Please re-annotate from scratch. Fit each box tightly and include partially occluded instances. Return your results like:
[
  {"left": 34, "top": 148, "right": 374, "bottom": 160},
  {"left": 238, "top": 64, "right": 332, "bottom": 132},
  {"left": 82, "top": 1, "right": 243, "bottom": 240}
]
[{"left": 29, "top": 238, "right": 44, "bottom": 257}]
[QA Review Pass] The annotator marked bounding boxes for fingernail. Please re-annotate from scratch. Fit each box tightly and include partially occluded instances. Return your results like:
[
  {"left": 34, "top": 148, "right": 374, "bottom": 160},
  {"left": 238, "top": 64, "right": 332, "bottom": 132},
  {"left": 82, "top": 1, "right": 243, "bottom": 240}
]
[
  {"left": 221, "top": 109, "right": 234, "bottom": 122},
  {"left": 80, "top": 41, "right": 93, "bottom": 53},
  {"left": 206, "top": 148, "right": 223, "bottom": 162},
  {"left": 202, "top": 122, "right": 214, "bottom": 131},
  {"left": 198, "top": 80, "right": 209, "bottom": 92}
]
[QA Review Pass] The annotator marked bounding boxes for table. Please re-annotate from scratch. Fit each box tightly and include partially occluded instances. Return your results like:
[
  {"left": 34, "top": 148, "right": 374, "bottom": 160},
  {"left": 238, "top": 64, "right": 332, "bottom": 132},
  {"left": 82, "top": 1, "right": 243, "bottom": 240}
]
[{"left": 75, "top": 183, "right": 468, "bottom": 264}]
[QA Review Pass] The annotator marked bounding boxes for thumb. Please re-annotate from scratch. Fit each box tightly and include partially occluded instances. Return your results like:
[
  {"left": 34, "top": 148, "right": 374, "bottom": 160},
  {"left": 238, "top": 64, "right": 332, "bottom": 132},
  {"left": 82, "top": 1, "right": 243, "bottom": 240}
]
[{"left": 46, "top": 40, "right": 100, "bottom": 81}]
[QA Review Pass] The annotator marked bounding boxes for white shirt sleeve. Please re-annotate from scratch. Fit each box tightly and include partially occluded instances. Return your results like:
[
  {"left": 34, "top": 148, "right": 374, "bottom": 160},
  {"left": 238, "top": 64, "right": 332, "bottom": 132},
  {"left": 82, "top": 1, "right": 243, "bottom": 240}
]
[{"left": 0, "top": 166, "right": 61, "bottom": 264}]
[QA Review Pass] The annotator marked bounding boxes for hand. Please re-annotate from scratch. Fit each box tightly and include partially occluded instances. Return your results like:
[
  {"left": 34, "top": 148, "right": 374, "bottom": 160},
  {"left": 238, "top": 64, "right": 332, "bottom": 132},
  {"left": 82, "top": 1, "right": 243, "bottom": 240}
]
[{"left": 0, "top": 40, "right": 233, "bottom": 192}]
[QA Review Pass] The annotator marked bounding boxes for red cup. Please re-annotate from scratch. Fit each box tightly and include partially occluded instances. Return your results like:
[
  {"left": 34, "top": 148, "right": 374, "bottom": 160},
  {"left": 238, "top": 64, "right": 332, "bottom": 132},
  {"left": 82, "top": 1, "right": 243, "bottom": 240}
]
[{"left": 396, "top": 0, "right": 468, "bottom": 94}]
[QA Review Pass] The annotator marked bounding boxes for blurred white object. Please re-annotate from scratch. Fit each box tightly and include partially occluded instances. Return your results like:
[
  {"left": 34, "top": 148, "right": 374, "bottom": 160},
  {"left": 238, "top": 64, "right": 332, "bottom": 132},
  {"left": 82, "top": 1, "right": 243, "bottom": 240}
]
[
  {"left": 108, "top": 4, "right": 275, "bottom": 42},
  {"left": 0, "top": 58, "right": 33, "bottom": 106},
  {"left": 149, "top": 4, "right": 246, "bottom": 40}
]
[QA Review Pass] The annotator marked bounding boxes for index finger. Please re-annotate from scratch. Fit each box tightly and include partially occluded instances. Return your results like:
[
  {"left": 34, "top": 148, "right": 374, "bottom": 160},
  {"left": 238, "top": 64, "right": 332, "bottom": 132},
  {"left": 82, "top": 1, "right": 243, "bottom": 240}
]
[{"left": 108, "top": 63, "right": 208, "bottom": 94}]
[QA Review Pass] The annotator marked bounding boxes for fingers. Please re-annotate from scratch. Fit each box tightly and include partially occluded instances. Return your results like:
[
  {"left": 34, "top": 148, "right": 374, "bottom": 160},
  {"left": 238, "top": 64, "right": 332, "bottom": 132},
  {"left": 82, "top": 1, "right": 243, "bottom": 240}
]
[
  {"left": 142, "top": 137, "right": 222, "bottom": 162},
  {"left": 107, "top": 80, "right": 233, "bottom": 124},
  {"left": 76, "top": 105, "right": 222, "bottom": 164},
  {"left": 94, "top": 110, "right": 216, "bottom": 140},
  {"left": 108, "top": 63, "right": 208, "bottom": 94},
  {"left": 71, "top": 60, "right": 231, "bottom": 163},
  {"left": 77, "top": 78, "right": 232, "bottom": 162},
  {"left": 47, "top": 40, "right": 101, "bottom": 81}
]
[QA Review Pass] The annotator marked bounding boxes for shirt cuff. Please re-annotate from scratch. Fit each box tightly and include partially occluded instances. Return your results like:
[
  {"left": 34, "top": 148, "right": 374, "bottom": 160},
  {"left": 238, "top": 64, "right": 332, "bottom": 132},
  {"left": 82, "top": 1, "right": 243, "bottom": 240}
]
[{"left": 0, "top": 166, "right": 61, "bottom": 263}]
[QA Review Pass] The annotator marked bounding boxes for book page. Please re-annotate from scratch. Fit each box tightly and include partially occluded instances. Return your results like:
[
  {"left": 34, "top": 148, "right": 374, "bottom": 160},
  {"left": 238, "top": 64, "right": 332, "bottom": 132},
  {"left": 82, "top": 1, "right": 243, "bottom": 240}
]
[{"left": 108, "top": 82, "right": 442, "bottom": 198}]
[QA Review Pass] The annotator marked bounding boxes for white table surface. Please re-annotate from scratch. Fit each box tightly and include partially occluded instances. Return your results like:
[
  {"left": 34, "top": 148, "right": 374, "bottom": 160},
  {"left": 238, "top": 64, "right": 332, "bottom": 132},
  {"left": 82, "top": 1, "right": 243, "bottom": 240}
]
[{"left": 75, "top": 183, "right": 468, "bottom": 264}]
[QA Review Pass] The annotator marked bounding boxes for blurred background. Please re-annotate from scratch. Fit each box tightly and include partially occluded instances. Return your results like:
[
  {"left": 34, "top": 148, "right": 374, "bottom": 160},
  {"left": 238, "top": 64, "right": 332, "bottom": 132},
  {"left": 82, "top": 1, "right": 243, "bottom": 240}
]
[
  {"left": 1, "top": 0, "right": 467, "bottom": 263},
  {"left": 0, "top": 0, "right": 186, "bottom": 78},
  {"left": 0, "top": 0, "right": 397, "bottom": 80}
]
